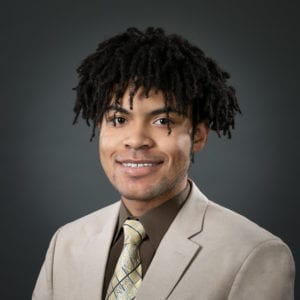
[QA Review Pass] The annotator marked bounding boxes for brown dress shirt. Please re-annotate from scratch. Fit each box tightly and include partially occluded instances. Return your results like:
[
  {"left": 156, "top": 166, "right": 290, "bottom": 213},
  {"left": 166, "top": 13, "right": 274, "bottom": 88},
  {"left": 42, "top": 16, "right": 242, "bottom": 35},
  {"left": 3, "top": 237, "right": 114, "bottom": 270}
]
[{"left": 102, "top": 182, "right": 191, "bottom": 299}]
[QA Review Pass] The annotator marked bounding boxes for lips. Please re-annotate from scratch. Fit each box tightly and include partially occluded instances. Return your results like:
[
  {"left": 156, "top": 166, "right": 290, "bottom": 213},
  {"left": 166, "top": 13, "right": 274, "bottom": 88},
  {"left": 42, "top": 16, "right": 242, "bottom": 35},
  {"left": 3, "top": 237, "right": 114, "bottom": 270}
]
[
  {"left": 122, "top": 162, "right": 155, "bottom": 168},
  {"left": 116, "top": 158, "right": 163, "bottom": 176},
  {"left": 118, "top": 160, "right": 163, "bottom": 167},
  {"left": 116, "top": 156, "right": 163, "bottom": 165}
]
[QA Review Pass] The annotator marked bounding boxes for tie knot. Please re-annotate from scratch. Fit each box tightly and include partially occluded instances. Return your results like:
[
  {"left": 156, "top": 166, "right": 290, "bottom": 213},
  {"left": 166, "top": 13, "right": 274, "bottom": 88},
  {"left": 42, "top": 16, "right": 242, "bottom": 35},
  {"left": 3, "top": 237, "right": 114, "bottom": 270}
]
[{"left": 123, "top": 219, "right": 146, "bottom": 246}]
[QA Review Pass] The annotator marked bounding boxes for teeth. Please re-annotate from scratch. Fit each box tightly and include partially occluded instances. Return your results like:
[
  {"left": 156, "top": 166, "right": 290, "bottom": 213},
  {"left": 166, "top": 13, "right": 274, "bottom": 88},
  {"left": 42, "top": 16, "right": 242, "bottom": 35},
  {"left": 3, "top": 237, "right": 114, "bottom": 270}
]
[{"left": 122, "top": 163, "right": 154, "bottom": 168}]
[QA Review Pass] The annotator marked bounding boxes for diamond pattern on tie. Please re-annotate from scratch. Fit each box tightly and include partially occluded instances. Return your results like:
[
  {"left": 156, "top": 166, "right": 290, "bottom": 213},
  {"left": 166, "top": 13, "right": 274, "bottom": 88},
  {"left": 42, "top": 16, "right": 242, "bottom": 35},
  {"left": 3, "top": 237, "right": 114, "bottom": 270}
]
[{"left": 106, "top": 219, "right": 146, "bottom": 300}]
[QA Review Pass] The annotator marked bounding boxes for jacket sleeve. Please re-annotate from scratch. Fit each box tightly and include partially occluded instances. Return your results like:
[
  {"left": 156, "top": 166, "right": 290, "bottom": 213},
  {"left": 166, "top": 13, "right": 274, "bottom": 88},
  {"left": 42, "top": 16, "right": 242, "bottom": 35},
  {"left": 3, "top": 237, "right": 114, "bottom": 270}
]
[
  {"left": 228, "top": 238, "right": 295, "bottom": 300},
  {"left": 32, "top": 230, "right": 60, "bottom": 300}
]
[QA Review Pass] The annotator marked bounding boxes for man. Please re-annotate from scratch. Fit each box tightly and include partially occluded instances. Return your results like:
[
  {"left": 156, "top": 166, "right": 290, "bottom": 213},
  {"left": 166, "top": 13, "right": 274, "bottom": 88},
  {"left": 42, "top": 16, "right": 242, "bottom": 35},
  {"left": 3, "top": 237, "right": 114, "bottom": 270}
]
[{"left": 33, "top": 27, "right": 295, "bottom": 299}]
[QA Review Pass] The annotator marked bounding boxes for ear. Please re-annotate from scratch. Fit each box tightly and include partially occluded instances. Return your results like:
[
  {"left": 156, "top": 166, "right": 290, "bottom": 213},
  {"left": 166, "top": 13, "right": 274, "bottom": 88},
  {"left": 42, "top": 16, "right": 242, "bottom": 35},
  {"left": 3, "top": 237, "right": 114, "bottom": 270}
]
[{"left": 192, "top": 122, "right": 209, "bottom": 153}]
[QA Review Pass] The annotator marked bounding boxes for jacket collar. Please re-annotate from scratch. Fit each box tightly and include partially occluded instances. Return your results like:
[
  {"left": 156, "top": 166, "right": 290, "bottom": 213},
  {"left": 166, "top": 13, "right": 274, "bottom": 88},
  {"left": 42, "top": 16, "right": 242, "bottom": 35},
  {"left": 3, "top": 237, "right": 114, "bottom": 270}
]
[{"left": 136, "top": 181, "right": 208, "bottom": 299}]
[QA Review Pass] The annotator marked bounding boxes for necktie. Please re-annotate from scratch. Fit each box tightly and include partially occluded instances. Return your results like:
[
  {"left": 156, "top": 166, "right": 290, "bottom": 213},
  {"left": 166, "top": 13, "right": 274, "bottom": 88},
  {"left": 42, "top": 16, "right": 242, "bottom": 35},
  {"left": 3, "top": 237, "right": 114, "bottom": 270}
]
[{"left": 106, "top": 219, "right": 146, "bottom": 300}]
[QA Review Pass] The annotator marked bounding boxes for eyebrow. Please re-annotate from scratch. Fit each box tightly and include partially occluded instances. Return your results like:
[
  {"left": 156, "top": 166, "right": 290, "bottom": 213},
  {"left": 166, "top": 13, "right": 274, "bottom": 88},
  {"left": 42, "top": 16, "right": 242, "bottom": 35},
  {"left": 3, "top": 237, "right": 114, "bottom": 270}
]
[
  {"left": 106, "top": 105, "right": 130, "bottom": 115},
  {"left": 105, "top": 105, "right": 182, "bottom": 116}
]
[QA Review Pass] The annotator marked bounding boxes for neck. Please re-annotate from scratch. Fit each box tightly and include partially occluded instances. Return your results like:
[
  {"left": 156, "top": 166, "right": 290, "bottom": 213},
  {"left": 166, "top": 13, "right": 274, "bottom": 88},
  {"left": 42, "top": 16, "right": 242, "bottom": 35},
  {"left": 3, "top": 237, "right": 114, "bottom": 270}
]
[
  {"left": 121, "top": 181, "right": 189, "bottom": 217},
  {"left": 121, "top": 199, "right": 166, "bottom": 217}
]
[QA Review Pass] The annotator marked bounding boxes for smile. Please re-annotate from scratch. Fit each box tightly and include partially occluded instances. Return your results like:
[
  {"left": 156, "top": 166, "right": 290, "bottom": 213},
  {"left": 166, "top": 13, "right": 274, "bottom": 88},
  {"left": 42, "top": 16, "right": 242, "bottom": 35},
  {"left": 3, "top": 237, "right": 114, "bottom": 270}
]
[
  {"left": 117, "top": 160, "right": 162, "bottom": 177},
  {"left": 122, "top": 163, "right": 154, "bottom": 168}
]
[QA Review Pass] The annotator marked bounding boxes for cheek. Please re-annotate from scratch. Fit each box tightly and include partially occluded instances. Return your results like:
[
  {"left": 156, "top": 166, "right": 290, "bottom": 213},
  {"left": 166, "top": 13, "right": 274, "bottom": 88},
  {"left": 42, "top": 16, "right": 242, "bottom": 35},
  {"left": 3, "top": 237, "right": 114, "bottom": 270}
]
[
  {"left": 178, "top": 133, "right": 192, "bottom": 149},
  {"left": 176, "top": 131, "right": 192, "bottom": 150},
  {"left": 98, "top": 133, "right": 113, "bottom": 164},
  {"left": 161, "top": 133, "right": 192, "bottom": 161},
  {"left": 99, "top": 129, "right": 115, "bottom": 150}
]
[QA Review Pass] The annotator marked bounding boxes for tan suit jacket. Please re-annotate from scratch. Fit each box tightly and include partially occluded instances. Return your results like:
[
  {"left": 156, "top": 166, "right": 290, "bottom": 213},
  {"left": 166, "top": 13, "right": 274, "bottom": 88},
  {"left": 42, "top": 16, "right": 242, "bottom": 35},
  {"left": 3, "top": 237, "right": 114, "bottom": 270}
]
[{"left": 33, "top": 182, "right": 295, "bottom": 299}]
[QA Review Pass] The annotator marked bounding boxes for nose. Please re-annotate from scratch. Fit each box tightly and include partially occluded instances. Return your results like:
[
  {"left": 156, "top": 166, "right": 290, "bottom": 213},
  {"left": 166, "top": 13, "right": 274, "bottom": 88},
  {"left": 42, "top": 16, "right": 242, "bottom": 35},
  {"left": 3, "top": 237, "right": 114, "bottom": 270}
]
[{"left": 123, "top": 123, "right": 154, "bottom": 149}]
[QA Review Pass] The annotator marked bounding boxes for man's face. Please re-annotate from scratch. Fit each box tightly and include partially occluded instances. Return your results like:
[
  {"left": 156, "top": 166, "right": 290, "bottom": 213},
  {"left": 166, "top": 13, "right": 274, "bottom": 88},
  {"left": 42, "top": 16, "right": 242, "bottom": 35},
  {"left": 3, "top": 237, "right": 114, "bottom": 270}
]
[{"left": 99, "top": 87, "right": 207, "bottom": 209}]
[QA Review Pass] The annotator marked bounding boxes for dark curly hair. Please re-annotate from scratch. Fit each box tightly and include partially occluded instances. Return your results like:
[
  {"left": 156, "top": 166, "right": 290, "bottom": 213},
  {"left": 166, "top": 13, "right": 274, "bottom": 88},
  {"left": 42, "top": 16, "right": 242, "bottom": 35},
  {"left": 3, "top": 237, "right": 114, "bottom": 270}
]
[{"left": 73, "top": 27, "right": 241, "bottom": 141}]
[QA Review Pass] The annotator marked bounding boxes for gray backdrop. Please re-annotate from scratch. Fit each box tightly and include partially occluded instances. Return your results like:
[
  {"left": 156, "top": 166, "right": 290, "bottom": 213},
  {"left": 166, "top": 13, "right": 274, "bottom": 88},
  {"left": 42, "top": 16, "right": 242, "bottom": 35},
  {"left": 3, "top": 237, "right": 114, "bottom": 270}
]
[{"left": 1, "top": 0, "right": 299, "bottom": 299}]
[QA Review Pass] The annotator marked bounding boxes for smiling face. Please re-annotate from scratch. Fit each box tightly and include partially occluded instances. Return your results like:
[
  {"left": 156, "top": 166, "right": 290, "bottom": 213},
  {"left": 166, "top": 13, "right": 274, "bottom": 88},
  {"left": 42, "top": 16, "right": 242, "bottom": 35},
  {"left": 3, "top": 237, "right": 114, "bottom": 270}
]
[{"left": 99, "top": 87, "right": 208, "bottom": 215}]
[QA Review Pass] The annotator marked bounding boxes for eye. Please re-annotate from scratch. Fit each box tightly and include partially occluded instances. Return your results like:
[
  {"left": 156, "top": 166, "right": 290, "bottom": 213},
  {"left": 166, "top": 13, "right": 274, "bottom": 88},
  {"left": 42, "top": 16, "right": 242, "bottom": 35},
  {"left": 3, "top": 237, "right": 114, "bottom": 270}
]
[
  {"left": 107, "top": 115, "right": 127, "bottom": 126},
  {"left": 154, "top": 118, "right": 172, "bottom": 126},
  {"left": 114, "top": 117, "right": 126, "bottom": 125}
]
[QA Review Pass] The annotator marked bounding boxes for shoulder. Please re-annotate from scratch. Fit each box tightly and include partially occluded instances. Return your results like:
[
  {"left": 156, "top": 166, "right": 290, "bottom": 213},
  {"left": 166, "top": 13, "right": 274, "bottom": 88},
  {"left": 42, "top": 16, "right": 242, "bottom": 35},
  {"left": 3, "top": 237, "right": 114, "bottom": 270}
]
[
  {"left": 205, "top": 201, "right": 296, "bottom": 299},
  {"left": 188, "top": 181, "right": 294, "bottom": 265},
  {"left": 205, "top": 199, "right": 276, "bottom": 244},
  {"left": 53, "top": 201, "right": 120, "bottom": 242},
  {"left": 42, "top": 201, "right": 121, "bottom": 267},
  {"left": 186, "top": 182, "right": 295, "bottom": 298},
  {"left": 204, "top": 198, "right": 294, "bottom": 260},
  {"left": 189, "top": 181, "right": 282, "bottom": 245}
]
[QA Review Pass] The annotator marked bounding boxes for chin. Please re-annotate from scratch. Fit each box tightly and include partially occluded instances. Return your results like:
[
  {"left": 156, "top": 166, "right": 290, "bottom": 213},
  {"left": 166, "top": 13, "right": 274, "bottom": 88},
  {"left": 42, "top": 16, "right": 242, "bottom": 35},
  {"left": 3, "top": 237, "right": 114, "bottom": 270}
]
[{"left": 119, "top": 191, "right": 156, "bottom": 202}]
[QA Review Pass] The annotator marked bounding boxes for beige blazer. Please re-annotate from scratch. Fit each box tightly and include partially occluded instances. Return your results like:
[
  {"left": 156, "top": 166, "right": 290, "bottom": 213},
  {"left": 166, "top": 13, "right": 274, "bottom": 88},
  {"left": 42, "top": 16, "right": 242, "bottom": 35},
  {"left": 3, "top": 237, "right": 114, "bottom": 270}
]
[{"left": 33, "top": 182, "right": 295, "bottom": 299}]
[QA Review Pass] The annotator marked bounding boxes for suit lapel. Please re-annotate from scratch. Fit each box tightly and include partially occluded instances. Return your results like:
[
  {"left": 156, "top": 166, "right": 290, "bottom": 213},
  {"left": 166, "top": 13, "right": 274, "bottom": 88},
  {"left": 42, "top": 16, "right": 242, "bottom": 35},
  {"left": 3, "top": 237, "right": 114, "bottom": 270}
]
[
  {"left": 136, "top": 183, "right": 208, "bottom": 300},
  {"left": 77, "top": 202, "right": 120, "bottom": 299}
]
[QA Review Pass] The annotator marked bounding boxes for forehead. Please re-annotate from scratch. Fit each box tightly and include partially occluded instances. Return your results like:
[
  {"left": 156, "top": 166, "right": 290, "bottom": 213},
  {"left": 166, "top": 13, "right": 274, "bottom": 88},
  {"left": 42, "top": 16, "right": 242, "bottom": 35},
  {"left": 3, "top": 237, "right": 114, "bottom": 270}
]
[
  {"left": 108, "top": 86, "right": 187, "bottom": 113},
  {"left": 123, "top": 88, "right": 164, "bottom": 106}
]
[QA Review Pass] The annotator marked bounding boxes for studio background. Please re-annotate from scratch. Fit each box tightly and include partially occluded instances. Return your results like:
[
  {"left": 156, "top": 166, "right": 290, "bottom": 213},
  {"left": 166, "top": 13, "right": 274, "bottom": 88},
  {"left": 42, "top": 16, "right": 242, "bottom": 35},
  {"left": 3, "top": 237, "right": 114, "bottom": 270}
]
[{"left": 1, "top": 0, "right": 299, "bottom": 299}]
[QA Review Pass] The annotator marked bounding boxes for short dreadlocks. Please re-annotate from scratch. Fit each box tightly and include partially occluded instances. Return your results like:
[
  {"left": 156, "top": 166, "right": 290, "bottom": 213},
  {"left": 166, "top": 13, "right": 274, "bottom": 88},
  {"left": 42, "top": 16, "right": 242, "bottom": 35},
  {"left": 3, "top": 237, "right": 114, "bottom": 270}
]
[{"left": 73, "top": 27, "right": 241, "bottom": 141}]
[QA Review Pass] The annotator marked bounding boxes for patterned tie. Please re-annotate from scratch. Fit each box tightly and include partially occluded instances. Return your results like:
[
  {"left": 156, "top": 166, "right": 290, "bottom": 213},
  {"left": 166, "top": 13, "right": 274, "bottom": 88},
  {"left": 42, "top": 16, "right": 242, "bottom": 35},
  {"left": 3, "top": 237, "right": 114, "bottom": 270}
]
[{"left": 106, "top": 219, "right": 146, "bottom": 300}]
